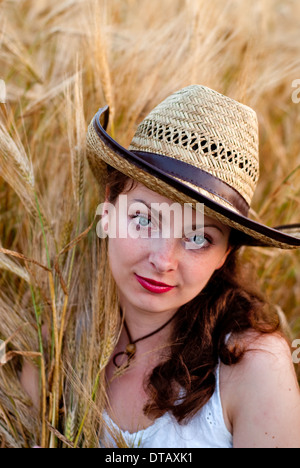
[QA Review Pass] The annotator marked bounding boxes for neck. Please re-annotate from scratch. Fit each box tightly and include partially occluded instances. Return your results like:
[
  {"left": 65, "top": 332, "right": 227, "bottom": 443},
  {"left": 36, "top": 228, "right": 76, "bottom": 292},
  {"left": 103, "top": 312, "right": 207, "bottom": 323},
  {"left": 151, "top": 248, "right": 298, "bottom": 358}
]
[
  {"left": 117, "top": 297, "right": 178, "bottom": 358},
  {"left": 125, "top": 310, "right": 176, "bottom": 342}
]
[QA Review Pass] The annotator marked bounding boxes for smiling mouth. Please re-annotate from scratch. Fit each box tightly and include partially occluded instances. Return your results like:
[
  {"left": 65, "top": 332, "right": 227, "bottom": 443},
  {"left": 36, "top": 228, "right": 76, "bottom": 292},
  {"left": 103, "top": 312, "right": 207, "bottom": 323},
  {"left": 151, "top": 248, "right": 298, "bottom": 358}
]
[{"left": 134, "top": 274, "right": 175, "bottom": 293}]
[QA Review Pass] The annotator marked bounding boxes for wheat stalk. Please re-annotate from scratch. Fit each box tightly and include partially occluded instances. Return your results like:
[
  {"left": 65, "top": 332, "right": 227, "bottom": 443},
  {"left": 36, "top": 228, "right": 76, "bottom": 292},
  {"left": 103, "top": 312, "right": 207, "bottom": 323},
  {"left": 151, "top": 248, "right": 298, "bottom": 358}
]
[
  {"left": 0, "top": 246, "right": 30, "bottom": 283},
  {"left": 65, "top": 60, "right": 86, "bottom": 208},
  {"left": 85, "top": 0, "right": 115, "bottom": 135},
  {"left": 0, "top": 113, "right": 55, "bottom": 244}
]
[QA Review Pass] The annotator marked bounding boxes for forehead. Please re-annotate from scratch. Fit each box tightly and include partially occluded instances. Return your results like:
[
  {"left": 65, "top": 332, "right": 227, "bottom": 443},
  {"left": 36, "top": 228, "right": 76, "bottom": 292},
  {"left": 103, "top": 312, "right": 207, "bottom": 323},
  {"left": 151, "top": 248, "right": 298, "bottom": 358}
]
[{"left": 124, "top": 182, "right": 229, "bottom": 232}]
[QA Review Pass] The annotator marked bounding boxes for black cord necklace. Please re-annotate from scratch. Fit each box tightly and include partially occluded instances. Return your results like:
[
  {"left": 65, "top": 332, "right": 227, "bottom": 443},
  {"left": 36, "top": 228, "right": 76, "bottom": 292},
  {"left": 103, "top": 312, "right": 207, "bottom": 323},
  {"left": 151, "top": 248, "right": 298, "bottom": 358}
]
[{"left": 112, "top": 311, "right": 178, "bottom": 369}]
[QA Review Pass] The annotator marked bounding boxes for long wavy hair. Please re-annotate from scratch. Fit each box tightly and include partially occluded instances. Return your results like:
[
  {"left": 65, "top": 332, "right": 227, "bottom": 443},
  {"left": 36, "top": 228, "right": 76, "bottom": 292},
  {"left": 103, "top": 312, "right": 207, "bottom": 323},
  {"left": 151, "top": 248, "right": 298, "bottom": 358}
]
[{"left": 105, "top": 166, "right": 282, "bottom": 424}]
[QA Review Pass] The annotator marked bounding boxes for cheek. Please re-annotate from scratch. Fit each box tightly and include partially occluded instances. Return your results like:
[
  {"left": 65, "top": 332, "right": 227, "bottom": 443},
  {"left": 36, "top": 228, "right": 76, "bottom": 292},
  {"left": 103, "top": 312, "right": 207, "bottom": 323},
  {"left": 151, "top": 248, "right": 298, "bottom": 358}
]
[
  {"left": 184, "top": 251, "right": 226, "bottom": 287},
  {"left": 108, "top": 238, "right": 123, "bottom": 278},
  {"left": 108, "top": 238, "right": 127, "bottom": 269},
  {"left": 215, "top": 247, "right": 230, "bottom": 270},
  {"left": 108, "top": 237, "right": 145, "bottom": 273}
]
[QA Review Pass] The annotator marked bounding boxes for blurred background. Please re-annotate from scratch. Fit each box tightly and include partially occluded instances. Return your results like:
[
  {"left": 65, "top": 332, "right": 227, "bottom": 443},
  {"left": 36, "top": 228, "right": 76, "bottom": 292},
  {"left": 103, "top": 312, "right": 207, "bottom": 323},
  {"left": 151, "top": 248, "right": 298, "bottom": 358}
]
[{"left": 0, "top": 0, "right": 299, "bottom": 447}]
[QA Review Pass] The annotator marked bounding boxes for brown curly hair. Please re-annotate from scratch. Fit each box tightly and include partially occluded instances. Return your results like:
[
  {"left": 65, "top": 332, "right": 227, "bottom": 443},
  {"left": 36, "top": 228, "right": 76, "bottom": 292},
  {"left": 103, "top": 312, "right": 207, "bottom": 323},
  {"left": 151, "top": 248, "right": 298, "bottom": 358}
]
[{"left": 105, "top": 166, "right": 281, "bottom": 424}]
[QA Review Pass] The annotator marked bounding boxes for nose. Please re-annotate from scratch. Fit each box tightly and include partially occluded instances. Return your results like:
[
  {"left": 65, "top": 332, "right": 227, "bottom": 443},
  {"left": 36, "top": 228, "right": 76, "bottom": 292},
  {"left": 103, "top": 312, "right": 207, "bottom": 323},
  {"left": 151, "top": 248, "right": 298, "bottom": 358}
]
[{"left": 148, "top": 238, "right": 179, "bottom": 273}]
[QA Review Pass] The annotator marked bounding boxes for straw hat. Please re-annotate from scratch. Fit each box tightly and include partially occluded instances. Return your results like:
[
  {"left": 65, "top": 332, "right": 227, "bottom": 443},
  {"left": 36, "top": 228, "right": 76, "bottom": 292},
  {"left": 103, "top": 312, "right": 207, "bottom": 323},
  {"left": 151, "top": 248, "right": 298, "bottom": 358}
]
[{"left": 86, "top": 85, "right": 300, "bottom": 249}]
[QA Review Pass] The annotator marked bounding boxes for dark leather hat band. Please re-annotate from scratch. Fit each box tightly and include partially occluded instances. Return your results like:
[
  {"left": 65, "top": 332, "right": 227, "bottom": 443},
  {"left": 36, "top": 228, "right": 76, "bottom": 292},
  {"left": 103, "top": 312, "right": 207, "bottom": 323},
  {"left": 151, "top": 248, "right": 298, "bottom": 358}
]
[{"left": 132, "top": 151, "right": 250, "bottom": 216}]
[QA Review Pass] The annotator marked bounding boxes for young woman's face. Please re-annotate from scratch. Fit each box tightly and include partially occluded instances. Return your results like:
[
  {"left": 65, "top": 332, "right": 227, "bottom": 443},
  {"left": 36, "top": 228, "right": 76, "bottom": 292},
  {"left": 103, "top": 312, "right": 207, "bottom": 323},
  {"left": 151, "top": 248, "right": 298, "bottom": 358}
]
[{"left": 104, "top": 182, "right": 231, "bottom": 318}]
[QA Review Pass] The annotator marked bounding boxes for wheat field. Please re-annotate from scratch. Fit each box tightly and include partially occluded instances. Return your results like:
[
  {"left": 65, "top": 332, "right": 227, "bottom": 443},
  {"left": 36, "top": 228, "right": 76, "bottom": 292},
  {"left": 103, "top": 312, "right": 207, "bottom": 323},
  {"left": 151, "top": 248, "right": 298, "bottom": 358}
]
[{"left": 0, "top": 0, "right": 300, "bottom": 448}]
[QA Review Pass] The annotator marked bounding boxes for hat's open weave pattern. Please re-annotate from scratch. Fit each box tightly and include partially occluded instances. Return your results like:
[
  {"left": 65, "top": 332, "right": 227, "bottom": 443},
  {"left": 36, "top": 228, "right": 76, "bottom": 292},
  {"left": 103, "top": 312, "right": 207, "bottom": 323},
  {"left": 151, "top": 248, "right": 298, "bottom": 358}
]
[{"left": 129, "top": 85, "right": 259, "bottom": 209}]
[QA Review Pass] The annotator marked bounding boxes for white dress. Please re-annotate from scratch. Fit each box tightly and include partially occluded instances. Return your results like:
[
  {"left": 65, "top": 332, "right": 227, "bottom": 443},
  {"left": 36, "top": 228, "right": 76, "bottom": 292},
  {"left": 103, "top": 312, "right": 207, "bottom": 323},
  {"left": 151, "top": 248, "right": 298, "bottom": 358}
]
[{"left": 101, "top": 363, "right": 233, "bottom": 448}]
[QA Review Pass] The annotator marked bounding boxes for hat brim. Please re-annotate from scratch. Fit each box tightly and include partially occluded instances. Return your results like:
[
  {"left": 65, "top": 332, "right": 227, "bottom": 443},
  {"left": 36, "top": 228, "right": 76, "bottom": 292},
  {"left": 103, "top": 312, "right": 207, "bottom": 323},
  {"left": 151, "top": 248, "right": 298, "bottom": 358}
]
[{"left": 86, "top": 106, "right": 300, "bottom": 249}]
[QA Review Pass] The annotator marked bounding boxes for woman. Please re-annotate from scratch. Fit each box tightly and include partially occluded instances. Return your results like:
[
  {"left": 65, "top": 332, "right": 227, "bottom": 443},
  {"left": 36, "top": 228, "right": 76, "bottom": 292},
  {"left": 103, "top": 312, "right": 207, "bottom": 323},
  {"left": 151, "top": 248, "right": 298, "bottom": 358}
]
[
  {"left": 83, "top": 85, "right": 300, "bottom": 448},
  {"left": 22, "top": 85, "right": 300, "bottom": 448}
]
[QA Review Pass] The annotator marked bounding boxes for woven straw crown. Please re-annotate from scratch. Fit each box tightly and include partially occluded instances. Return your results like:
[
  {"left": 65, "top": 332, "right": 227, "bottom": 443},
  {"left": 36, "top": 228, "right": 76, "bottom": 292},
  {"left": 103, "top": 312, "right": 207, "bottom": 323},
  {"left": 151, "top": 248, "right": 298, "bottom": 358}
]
[{"left": 129, "top": 85, "right": 259, "bottom": 214}]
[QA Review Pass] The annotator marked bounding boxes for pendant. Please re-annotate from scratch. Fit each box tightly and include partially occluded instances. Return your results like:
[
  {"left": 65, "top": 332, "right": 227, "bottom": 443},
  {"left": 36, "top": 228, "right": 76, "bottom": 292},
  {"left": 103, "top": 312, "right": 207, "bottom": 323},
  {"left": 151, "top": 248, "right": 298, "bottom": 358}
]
[
  {"left": 113, "top": 343, "right": 136, "bottom": 368},
  {"left": 125, "top": 343, "right": 136, "bottom": 357}
]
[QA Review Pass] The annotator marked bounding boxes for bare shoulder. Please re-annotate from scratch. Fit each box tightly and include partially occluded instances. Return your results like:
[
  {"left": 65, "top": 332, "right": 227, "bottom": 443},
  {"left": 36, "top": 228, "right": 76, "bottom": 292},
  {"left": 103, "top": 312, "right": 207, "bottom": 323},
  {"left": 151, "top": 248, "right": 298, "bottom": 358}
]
[
  {"left": 227, "top": 329, "right": 293, "bottom": 365},
  {"left": 219, "top": 330, "right": 295, "bottom": 414},
  {"left": 220, "top": 330, "right": 296, "bottom": 389},
  {"left": 220, "top": 330, "right": 300, "bottom": 448}
]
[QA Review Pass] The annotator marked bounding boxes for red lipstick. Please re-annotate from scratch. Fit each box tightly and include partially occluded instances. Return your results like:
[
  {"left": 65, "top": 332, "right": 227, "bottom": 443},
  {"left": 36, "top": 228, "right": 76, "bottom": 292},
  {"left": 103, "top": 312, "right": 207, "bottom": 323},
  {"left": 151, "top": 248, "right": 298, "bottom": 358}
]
[{"left": 135, "top": 274, "right": 175, "bottom": 294}]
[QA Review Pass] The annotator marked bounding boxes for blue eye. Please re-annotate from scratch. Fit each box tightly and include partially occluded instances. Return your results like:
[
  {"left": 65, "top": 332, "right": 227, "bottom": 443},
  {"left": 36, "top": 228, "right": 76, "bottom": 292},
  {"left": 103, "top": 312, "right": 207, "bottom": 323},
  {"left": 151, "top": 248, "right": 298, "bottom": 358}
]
[
  {"left": 184, "top": 233, "right": 211, "bottom": 250},
  {"left": 130, "top": 213, "right": 151, "bottom": 228},
  {"left": 138, "top": 215, "right": 151, "bottom": 227},
  {"left": 192, "top": 234, "right": 206, "bottom": 246}
]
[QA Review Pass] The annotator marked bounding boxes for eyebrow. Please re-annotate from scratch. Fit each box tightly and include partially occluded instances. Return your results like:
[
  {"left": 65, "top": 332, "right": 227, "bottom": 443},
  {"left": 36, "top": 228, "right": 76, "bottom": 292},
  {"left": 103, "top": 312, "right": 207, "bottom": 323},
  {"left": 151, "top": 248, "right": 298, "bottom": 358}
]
[
  {"left": 131, "top": 198, "right": 226, "bottom": 236},
  {"left": 203, "top": 224, "right": 225, "bottom": 236},
  {"left": 131, "top": 198, "right": 160, "bottom": 217},
  {"left": 183, "top": 223, "right": 225, "bottom": 237}
]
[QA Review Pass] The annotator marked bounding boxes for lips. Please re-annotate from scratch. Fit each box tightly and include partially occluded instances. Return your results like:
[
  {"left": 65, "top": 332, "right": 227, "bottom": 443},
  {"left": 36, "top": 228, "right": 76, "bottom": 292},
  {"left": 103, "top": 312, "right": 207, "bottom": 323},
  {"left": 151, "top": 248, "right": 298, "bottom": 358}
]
[{"left": 134, "top": 274, "right": 175, "bottom": 294}]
